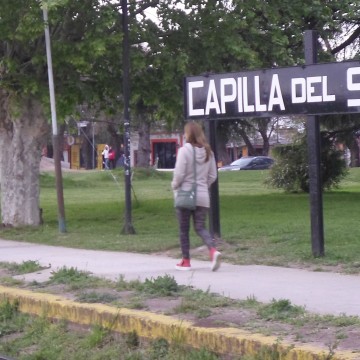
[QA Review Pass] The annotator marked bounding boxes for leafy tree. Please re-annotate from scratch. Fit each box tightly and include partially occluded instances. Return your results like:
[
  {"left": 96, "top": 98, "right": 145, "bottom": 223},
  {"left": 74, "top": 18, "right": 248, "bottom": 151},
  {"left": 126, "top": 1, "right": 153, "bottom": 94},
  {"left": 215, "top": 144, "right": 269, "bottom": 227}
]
[
  {"left": 2, "top": 0, "right": 360, "bottom": 227},
  {"left": 149, "top": 0, "right": 360, "bottom": 154},
  {"left": 0, "top": 0, "right": 126, "bottom": 226},
  {"left": 319, "top": 114, "right": 360, "bottom": 167},
  {"left": 265, "top": 134, "right": 348, "bottom": 192},
  {"left": 119, "top": 0, "right": 360, "bottom": 169}
]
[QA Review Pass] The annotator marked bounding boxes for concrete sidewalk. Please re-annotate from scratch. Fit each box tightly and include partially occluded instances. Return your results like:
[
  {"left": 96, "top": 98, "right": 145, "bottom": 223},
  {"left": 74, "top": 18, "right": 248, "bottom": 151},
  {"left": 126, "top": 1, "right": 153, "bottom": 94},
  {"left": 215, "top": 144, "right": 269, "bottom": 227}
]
[
  {"left": 1, "top": 238, "right": 360, "bottom": 359},
  {"left": 0, "top": 238, "right": 359, "bottom": 317}
]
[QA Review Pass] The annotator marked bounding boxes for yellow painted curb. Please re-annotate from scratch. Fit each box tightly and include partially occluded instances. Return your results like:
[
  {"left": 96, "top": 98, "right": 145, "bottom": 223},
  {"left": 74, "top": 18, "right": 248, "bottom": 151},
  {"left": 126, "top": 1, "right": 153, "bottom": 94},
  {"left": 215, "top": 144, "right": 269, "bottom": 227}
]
[{"left": 0, "top": 285, "right": 357, "bottom": 360}]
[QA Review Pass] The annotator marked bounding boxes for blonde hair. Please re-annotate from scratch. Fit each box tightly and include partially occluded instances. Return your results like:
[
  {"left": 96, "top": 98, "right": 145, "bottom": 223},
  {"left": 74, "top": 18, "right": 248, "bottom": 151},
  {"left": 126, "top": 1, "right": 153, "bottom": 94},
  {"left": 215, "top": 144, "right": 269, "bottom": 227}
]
[{"left": 184, "top": 122, "right": 212, "bottom": 162}]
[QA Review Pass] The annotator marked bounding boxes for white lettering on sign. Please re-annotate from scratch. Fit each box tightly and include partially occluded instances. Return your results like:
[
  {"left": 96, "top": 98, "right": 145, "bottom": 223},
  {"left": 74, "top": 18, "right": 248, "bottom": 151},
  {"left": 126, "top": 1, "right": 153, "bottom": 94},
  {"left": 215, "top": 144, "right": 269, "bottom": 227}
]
[
  {"left": 268, "top": 74, "right": 285, "bottom": 110},
  {"left": 199, "top": 74, "right": 285, "bottom": 115},
  {"left": 242, "top": 77, "right": 255, "bottom": 112},
  {"left": 220, "top": 78, "right": 236, "bottom": 113},
  {"left": 254, "top": 76, "right": 267, "bottom": 111},
  {"left": 322, "top": 76, "right": 335, "bottom": 101},
  {"left": 205, "top": 80, "right": 221, "bottom": 114},
  {"left": 187, "top": 64, "right": 360, "bottom": 118},
  {"left": 237, "top": 77, "right": 243, "bottom": 112},
  {"left": 291, "top": 76, "right": 335, "bottom": 104},
  {"left": 291, "top": 78, "right": 306, "bottom": 103},
  {"left": 188, "top": 81, "right": 204, "bottom": 116},
  {"left": 307, "top": 76, "right": 322, "bottom": 103},
  {"left": 347, "top": 67, "right": 360, "bottom": 107}
]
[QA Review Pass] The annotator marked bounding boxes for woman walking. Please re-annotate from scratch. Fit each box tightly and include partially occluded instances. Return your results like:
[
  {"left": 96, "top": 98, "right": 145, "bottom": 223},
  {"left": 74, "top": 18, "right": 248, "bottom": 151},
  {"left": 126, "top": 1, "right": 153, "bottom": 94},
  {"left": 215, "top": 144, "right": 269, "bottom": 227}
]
[{"left": 171, "top": 122, "right": 221, "bottom": 271}]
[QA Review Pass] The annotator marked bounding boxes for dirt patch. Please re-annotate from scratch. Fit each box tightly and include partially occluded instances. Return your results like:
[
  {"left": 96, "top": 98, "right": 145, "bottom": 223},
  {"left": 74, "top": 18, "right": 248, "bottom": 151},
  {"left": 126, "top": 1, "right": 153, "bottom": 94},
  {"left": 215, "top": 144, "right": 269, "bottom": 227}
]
[
  {"left": 1, "top": 267, "right": 360, "bottom": 357},
  {"left": 0, "top": 269, "right": 9, "bottom": 278},
  {"left": 40, "top": 156, "right": 88, "bottom": 173}
]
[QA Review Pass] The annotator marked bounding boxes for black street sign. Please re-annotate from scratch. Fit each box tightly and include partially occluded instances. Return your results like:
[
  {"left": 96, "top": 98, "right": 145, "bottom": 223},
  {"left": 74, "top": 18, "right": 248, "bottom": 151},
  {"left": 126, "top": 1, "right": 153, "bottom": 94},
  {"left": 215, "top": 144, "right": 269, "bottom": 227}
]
[{"left": 185, "top": 60, "right": 360, "bottom": 119}]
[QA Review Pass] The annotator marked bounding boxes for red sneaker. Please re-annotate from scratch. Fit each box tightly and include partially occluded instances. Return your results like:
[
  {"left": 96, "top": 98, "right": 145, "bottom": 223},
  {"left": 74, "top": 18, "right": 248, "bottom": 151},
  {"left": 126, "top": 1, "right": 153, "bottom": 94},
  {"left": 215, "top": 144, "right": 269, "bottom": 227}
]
[
  {"left": 175, "top": 258, "right": 191, "bottom": 271},
  {"left": 210, "top": 248, "right": 221, "bottom": 272}
]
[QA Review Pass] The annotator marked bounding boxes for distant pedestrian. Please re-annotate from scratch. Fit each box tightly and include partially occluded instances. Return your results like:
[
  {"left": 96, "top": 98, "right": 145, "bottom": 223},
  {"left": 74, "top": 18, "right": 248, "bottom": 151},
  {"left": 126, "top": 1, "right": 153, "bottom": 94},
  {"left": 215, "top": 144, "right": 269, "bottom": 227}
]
[
  {"left": 108, "top": 146, "right": 116, "bottom": 169},
  {"left": 116, "top": 153, "right": 125, "bottom": 168},
  {"left": 102, "top": 145, "right": 110, "bottom": 170},
  {"left": 171, "top": 122, "right": 221, "bottom": 271}
]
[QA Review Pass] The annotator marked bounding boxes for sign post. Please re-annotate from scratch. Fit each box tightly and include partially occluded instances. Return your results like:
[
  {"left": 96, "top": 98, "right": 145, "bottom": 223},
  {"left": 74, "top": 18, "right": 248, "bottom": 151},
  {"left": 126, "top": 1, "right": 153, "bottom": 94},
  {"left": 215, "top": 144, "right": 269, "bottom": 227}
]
[
  {"left": 304, "top": 30, "right": 324, "bottom": 257},
  {"left": 184, "top": 49, "right": 360, "bottom": 256},
  {"left": 205, "top": 120, "right": 221, "bottom": 238}
]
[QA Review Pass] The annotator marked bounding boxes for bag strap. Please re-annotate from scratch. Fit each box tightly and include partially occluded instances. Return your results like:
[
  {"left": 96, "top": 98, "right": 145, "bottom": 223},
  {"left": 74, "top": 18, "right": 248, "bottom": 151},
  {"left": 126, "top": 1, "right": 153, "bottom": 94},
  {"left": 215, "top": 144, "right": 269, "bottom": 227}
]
[{"left": 192, "top": 146, "right": 196, "bottom": 185}]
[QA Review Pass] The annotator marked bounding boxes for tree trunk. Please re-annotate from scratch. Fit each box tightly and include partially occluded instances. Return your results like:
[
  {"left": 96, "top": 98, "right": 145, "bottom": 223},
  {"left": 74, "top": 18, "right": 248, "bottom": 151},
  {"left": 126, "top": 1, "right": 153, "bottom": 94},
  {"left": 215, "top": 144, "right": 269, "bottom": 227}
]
[
  {"left": 258, "top": 129, "right": 270, "bottom": 155},
  {"left": 238, "top": 128, "right": 255, "bottom": 155},
  {"left": 107, "top": 121, "right": 123, "bottom": 165},
  {"left": 80, "top": 124, "right": 93, "bottom": 169},
  {"left": 136, "top": 118, "right": 151, "bottom": 168},
  {"left": 214, "top": 121, "right": 231, "bottom": 165},
  {"left": 0, "top": 91, "right": 49, "bottom": 226},
  {"left": 349, "top": 137, "right": 360, "bottom": 167},
  {"left": 257, "top": 118, "right": 271, "bottom": 155}
]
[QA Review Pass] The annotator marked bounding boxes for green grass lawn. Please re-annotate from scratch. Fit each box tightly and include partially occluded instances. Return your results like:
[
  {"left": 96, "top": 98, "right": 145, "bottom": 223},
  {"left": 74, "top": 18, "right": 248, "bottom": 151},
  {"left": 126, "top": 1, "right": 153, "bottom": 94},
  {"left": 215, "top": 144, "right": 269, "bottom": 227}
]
[{"left": 1, "top": 167, "right": 360, "bottom": 272}]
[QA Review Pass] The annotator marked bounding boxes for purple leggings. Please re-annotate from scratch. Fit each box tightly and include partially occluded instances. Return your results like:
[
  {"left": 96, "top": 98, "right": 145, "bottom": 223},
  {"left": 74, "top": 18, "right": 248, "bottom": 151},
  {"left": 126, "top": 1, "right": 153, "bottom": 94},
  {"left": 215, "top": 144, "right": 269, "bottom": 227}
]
[{"left": 176, "top": 206, "right": 215, "bottom": 259}]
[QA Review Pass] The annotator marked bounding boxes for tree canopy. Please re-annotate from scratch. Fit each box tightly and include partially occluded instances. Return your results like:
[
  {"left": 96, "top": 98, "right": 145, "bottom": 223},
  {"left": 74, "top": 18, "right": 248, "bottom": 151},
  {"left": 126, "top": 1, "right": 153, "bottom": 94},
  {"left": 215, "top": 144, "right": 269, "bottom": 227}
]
[{"left": 2, "top": 0, "right": 360, "bottom": 226}]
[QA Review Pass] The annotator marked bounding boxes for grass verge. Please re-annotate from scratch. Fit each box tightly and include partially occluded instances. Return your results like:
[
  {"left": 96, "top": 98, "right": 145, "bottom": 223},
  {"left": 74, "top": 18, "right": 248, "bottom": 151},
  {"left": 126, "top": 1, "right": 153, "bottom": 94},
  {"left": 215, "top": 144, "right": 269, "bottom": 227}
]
[
  {"left": 1, "top": 263, "right": 359, "bottom": 358},
  {"left": 0, "top": 168, "right": 360, "bottom": 272}
]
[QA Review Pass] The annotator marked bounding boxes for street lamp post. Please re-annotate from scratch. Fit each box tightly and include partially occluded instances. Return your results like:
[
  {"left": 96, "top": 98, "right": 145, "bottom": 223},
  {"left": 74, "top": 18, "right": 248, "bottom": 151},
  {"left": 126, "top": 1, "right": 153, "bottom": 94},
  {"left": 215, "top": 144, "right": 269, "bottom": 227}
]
[
  {"left": 43, "top": 7, "right": 66, "bottom": 233},
  {"left": 121, "top": 0, "right": 135, "bottom": 234}
]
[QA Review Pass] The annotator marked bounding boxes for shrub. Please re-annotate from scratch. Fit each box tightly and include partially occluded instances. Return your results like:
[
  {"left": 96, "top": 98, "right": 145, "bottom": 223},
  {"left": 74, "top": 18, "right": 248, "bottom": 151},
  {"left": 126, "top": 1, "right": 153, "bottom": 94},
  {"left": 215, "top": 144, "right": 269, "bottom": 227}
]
[
  {"left": 265, "top": 134, "right": 348, "bottom": 192},
  {"left": 141, "top": 274, "right": 179, "bottom": 296}
]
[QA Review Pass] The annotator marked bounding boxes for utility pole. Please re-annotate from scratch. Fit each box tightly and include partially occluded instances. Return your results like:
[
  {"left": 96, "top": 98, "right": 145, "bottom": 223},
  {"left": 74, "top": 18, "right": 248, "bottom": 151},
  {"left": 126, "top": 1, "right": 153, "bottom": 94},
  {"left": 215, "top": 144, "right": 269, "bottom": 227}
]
[
  {"left": 121, "top": 0, "right": 135, "bottom": 234},
  {"left": 43, "top": 7, "right": 66, "bottom": 233}
]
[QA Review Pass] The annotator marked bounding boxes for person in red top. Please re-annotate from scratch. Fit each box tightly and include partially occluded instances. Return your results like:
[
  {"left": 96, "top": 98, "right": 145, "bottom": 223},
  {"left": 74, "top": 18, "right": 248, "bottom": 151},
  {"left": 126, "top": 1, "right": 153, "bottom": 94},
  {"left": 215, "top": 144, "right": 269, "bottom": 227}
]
[{"left": 108, "top": 146, "right": 116, "bottom": 169}]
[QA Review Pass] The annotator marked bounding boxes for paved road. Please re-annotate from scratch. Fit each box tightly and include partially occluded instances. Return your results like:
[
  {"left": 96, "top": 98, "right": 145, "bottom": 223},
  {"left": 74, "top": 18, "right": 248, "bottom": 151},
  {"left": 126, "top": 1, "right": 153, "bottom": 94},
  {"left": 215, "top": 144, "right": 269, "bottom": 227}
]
[{"left": 1, "top": 238, "right": 359, "bottom": 317}]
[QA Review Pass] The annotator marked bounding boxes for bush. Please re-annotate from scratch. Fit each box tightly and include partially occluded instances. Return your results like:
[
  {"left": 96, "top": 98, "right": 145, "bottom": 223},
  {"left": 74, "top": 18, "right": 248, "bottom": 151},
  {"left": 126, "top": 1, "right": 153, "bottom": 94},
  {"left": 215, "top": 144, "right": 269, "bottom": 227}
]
[
  {"left": 265, "top": 134, "right": 348, "bottom": 192},
  {"left": 141, "top": 275, "right": 179, "bottom": 296}
]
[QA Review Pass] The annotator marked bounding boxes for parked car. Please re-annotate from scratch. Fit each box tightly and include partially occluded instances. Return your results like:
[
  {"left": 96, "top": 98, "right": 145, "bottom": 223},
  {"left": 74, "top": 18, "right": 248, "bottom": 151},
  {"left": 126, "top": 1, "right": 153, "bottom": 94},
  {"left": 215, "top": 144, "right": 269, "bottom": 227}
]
[{"left": 218, "top": 156, "right": 274, "bottom": 171}]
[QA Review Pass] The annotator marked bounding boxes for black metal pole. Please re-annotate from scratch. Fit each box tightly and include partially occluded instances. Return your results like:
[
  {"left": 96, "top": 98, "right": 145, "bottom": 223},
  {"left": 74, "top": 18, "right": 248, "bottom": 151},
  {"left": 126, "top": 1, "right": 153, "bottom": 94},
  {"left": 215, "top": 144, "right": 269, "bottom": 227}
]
[
  {"left": 304, "top": 30, "right": 324, "bottom": 256},
  {"left": 121, "top": 0, "right": 135, "bottom": 234},
  {"left": 205, "top": 120, "right": 221, "bottom": 238}
]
